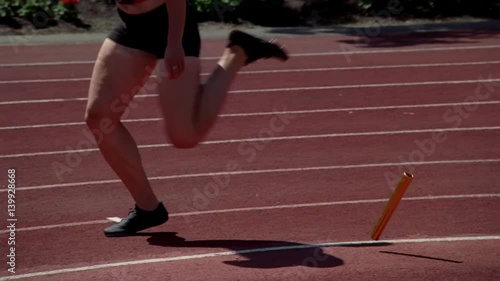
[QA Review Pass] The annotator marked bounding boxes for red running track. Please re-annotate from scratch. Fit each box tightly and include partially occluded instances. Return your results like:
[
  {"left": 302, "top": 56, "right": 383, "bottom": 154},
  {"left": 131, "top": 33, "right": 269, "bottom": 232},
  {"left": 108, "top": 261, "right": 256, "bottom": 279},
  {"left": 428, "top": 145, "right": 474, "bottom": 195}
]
[{"left": 0, "top": 30, "right": 500, "bottom": 280}]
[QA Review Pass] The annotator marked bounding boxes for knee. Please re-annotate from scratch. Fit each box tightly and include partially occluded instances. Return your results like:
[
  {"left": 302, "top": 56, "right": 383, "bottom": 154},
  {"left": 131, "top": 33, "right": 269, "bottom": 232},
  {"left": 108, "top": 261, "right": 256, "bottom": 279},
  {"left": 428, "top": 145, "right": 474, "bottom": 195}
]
[
  {"left": 169, "top": 137, "right": 200, "bottom": 149},
  {"left": 84, "top": 105, "right": 119, "bottom": 135},
  {"left": 84, "top": 106, "right": 102, "bottom": 128},
  {"left": 166, "top": 129, "right": 201, "bottom": 149}
]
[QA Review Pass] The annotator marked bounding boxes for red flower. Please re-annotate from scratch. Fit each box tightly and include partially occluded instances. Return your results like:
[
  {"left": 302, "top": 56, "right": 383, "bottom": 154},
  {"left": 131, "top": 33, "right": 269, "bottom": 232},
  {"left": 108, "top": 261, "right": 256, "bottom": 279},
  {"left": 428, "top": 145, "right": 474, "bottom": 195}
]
[{"left": 60, "top": 0, "right": 79, "bottom": 4}]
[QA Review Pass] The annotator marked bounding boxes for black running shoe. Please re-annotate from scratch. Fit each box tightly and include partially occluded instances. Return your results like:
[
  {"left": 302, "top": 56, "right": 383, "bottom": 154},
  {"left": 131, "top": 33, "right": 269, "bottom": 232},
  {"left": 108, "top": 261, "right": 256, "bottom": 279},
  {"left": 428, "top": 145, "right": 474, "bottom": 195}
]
[
  {"left": 227, "top": 30, "right": 289, "bottom": 65},
  {"left": 104, "top": 202, "right": 169, "bottom": 237}
]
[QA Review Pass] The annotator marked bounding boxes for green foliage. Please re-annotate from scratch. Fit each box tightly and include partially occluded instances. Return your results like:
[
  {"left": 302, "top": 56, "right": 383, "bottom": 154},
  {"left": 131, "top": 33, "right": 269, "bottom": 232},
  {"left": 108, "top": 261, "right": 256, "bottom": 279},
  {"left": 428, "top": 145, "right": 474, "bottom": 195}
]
[
  {"left": 0, "top": 0, "right": 17, "bottom": 17},
  {"left": 193, "top": 0, "right": 241, "bottom": 13},
  {"left": 189, "top": 0, "right": 499, "bottom": 23},
  {"left": 2, "top": 0, "right": 498, "bottom": 29},
  {"left": 191, "top": 0, "right": 242, "bottom": 21},
  {"left": 364, "top": 0, "right": 499, "bottom": 18},
  {"left": 358, "top": 0, "right": 374, "bottom": 9},
  {"left": 0, "top": 0, "right": 79, "bottom": 27},
  {"left": 17, "top": 0, "right": 52, "bottom": 18}
]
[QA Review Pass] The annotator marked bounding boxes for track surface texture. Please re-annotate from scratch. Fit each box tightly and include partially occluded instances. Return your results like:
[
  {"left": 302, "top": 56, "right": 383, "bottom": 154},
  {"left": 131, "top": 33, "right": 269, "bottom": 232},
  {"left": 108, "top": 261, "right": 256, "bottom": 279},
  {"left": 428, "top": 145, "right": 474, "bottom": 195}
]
[{"left": 0, "top": 26, "right": 500, "bottom": 281}]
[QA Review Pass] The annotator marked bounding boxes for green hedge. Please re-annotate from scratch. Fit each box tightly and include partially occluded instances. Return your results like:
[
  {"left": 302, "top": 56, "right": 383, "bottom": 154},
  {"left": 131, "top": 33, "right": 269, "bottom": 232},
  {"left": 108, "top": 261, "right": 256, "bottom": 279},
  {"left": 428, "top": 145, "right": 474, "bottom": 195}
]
[
  {"left": 192, "top": 0, "right": 499, "bottom": 25},
  {"left": 0, "top": 0, "right": 78, "bottom": 27},
  {"left": 191, "top": 0, "right": 242, "bottom": 22},
  {"left": 1, "top": 0, "right": 498, "bottom": 29},
  {"left": 365, "top": 0, "right": 500, "bottom": 18}
]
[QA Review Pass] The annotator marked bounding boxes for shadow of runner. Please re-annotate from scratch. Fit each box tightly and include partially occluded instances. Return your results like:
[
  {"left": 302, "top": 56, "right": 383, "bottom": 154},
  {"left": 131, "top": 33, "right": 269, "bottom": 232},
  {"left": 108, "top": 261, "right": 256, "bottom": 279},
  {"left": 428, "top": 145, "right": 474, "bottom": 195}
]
[
  {"left": 380, "top": 250, "right": 463, "bottom": 263},
  {"left": 136, "top": 232, "right": 344, "bottom": 269},
  {"left": 336, "top": 29, "right": 500, "bottom": 48},
  {"left": 266, "top": 20, "right": 500, "bottom": 39}
]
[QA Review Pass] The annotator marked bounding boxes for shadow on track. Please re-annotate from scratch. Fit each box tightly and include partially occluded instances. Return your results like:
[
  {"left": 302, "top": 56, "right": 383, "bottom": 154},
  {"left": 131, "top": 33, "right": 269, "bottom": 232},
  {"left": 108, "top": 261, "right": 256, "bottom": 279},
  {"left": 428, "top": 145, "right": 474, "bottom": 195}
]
[
  {"left": 380, "top": 250, "right": 463, "bottom": 263},
  {"left": 335, "top": 29, "right": 500, "bottom": 48},
  {"left": 133, "top": 231, "right": 345, "bottom": 269}
]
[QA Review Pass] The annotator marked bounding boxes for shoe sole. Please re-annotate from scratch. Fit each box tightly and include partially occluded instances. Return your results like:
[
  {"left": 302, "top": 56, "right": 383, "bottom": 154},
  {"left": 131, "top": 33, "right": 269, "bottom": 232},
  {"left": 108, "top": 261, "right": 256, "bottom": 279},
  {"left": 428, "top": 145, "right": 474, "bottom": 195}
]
[
  {"left": 104, "top": 219, "right": 168, "bottom": 238},
  {"left": 229, "top": 30, "right": 290, "bottom": 64}
]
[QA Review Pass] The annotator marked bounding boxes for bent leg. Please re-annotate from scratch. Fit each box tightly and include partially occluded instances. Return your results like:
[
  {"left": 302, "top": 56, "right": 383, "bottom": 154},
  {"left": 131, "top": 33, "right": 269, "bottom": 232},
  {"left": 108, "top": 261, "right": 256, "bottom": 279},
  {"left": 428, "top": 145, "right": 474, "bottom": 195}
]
[
  {"left": 157, "top": 30, "right": 288, "bottom": 148},
  {"left": 157, "top": 46, "right": 247, "bottom": 148},
  {"left": 85, "top": 39, "right": 160, "bottom": 211}
]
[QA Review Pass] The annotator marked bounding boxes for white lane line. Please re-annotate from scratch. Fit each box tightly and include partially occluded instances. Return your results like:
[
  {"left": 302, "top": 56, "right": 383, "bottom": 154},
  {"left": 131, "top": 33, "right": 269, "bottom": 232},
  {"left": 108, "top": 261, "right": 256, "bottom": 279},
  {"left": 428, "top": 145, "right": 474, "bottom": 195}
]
[
  {"left": 283, "top": 44, "right": 500, "bottom": 57},
  {"left": 0, "top": 121, "right": 86, "bottom": 130},
  {"left": 2, "top": 193, "right": 498, "bottom": 234},
  {"left": 1, "top": 100, "right": 499, "bottom": 131},
  {"left": 1, "top": 77, "right": 500, "bottom": 106},
  {"left": 3, "top": 193, "right": 500, "bottom": 235},
  {"left": 0, "top": 220, "right": 110, "bottom": 234},
  {"left": 1, "top": 125, "right": 499, "bottom": 159},
  {"left": 0, "top": 61, "right": 95, "bottom": 67},
  {"left": 1, "top": 44, "right": 499, "bottom": 67},
  {"left": 0, "top": 97, "right": 91, "bottom": 105},
  {"left": 106, "top": 193, "right": 500, "bottom": 223},
  {"left": 0, "top": 234, "right": 499, "bottom": 280},
  {"left": 0, "top": 77, "right": 90, "bottom": 84},
  {"left": 2, "top": 158, "right": 499, "bottom": 192},
  {"left": 230, "top": 78, "right": 500, "bottom": 94},
  {"left": 2, "top": 60, "right": 499, "bottom": 85},
  {"left": 235, "top": 60, "right": 500, "bottom": 74}
]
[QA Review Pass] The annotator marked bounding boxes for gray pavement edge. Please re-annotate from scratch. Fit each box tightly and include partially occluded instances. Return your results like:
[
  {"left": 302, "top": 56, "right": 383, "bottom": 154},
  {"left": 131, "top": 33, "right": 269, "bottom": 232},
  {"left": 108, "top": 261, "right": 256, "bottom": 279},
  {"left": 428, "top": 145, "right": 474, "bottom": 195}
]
[{"left": 0, "top": 18, "right": 499, "bottom": 46}]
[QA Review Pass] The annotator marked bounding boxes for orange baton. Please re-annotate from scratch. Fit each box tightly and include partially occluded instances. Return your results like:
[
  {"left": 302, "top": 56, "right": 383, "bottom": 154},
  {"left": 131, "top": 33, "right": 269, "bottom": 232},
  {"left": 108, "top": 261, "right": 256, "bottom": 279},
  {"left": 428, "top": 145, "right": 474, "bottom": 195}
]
[{"left": 371, "top": 172, "right": 414, "bottom": 240}]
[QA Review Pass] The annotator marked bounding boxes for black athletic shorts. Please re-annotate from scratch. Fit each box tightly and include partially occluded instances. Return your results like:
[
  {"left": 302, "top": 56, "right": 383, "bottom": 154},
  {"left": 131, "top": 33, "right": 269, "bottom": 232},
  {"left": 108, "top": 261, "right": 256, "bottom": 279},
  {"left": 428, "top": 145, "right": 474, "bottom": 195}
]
[{"left": 108, "top": 2, "right": 201, "bottom": 58}]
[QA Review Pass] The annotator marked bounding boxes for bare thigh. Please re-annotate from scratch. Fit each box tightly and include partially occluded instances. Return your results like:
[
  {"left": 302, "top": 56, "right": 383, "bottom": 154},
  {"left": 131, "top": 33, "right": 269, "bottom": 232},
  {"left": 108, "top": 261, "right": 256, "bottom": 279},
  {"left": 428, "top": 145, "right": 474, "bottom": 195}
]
[
  {"left": 85, "top": 39, "right": 158, "bottom": 124},
  {"left": 156, "top": 56, "right": 202, "bottom": 146}
]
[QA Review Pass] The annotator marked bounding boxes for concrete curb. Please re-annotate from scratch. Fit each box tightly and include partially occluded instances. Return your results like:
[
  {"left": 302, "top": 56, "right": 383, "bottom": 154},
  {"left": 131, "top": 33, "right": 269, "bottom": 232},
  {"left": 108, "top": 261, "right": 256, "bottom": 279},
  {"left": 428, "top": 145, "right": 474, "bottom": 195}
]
[{"left": 0, "top": 18, "right": 499, "bottom": 46}]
